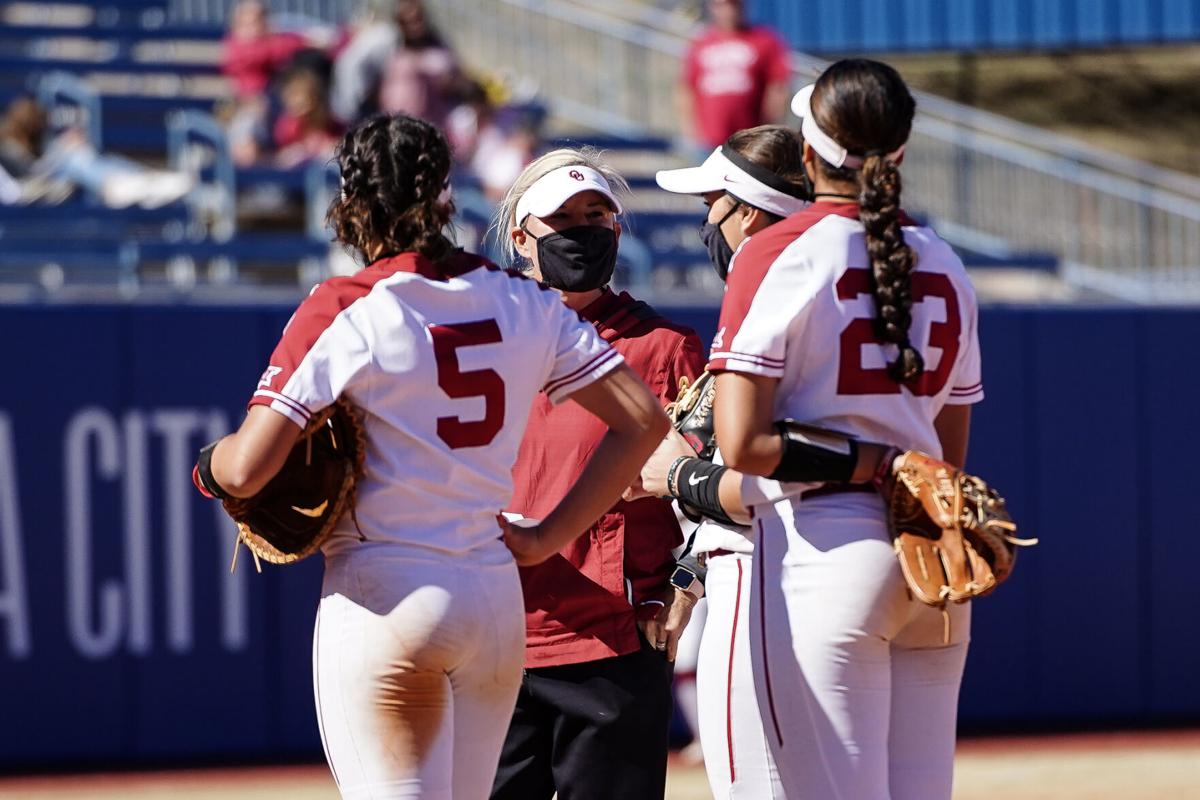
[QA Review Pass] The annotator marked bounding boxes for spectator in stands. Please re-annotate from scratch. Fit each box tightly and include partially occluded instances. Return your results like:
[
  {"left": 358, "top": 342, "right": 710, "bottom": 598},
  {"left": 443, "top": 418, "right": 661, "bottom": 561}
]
[
  {"left": 0, "top": 95, "right": 45, "bottom": 180},
  {"left": 274, "top": 66, "right": 343, "bottom": 168},
  {"left": 329, "top": 0, "right": 401, "bottom": 124},
  {"left": 680, "top": 0, "right": 791, "bottom": 150},
  {"left": 0, "top": 96, "right": 191, "bottom": 208},
  {"left": 445, "top": 79, "right": 538, "bottom": 202},
  {"left": 376, "top": 0, "right": 461, "bottom": 131},
  {"left": 221, "top": 0, "right": 309, "bottom": 100},
  {"left": 222, "top": 0, "right": 318, "bottom": 168},
  {"left": 226, "top": 47, "right": 340, "bottom": 169}
]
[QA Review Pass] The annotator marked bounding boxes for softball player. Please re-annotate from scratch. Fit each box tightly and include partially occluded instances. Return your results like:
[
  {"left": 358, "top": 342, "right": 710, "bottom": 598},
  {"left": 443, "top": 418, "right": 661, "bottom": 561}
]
[
  {"left": 650, "top": 125, "right": 900, "bottom": 799},
  {"left": 712, "top": 60, "right": 984, "bottom": 799},
  {"left": 196, "top": 115, "right": 668, "bottom": 800},
  {"left": 655, "top": 125, "right": 806, "bottom": 799}
]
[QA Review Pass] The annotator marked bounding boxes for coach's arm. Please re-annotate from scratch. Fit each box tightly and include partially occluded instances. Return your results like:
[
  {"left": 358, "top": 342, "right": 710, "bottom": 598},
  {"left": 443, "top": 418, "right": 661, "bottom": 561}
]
[{"left": 501, "top": 364, "right": 670, "bottom": 566}]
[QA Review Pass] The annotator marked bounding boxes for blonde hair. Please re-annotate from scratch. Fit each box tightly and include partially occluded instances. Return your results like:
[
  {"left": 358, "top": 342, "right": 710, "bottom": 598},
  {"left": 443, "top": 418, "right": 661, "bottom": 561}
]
[{"left": 492, "top": 146, "right": 630, "bottom": 265}]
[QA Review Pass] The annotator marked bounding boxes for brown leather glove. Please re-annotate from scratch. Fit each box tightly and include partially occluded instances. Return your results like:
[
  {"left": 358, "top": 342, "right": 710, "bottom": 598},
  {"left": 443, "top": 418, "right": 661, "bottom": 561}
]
[
  {"left": 884, "top": 451, "right": 1035, "bottom": 607},
  {"left": 218, "top": 398, "right": 365, "bottom": 570}
]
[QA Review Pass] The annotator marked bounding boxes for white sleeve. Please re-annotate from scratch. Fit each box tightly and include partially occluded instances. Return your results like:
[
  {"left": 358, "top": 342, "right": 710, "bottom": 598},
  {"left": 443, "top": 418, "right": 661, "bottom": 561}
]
[
  {"left": 945, "top": 292, "right": 984, "bottom": 406},
  {"left": 542, "top": 300, "right": 624, "bottom": 405},
  {"left": 250, "top": 299, "right": 372, "bottom": 427},
  {"left": 709, "top": 238, "right": 819, "bottom": 378}
]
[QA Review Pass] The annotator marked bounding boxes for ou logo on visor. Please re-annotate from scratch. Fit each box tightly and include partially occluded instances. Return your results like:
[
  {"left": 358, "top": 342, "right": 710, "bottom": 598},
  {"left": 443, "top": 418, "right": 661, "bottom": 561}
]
[{"left": 569, "top": 170, "right": 584, "bottom": 181}]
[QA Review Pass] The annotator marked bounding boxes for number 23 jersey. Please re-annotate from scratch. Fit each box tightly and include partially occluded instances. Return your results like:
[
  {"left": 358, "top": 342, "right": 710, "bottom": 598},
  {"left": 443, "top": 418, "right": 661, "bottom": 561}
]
[
  {"left": 247, "top": 251, "right": 623, "bottom": 556},
  {"left": 709, "top": 201, "right": 983, "bottom": 459}
]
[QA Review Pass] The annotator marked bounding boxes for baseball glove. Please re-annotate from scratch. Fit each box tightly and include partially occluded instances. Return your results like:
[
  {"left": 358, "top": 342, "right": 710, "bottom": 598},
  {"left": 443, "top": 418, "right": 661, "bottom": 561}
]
[
  {"left": 222, "top": 398, "right": 366, "bottom": 570},
  {"left": 885, "top": 451, "right": 1035, "bottom": 608},
  {"left": 663, "top": 371, "right": 719, "bottom": 524},
  {"left": 666, "top": 370, "right": 717, "bottom": 460}
]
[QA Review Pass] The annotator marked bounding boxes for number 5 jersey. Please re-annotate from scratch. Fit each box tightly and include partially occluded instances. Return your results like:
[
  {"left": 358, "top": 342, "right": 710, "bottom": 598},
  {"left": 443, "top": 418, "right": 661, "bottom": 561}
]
[{"left": 247, "top": 251, "right": 623, "bottom": 557}]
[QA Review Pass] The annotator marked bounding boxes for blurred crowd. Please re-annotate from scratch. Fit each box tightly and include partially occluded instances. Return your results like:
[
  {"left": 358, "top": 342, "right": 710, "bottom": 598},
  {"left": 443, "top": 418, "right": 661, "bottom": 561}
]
[
  {"left": 0, "top": 0, "right": 784, "bottom": 218},
  {"left": 0, "top": 0, "right": 539, "bottom": 208},
  {"left": 0, "top": 96, "right": 192, "bottom": 208},
  {"left": 219, "top": 0, "right": 539, "bottom": 199}
]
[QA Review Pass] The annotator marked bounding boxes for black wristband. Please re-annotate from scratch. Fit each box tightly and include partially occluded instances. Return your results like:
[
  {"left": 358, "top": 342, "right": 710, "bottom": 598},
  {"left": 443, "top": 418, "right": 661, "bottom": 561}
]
[
  {"left": 673, "top": 458, "right": 737, "bottom": 527},
  {"left": 195, "top": 440, "right": 233, "bottom": 500},
  {"left": 768, "top": 420, "right": 859, "bottom": 483}
]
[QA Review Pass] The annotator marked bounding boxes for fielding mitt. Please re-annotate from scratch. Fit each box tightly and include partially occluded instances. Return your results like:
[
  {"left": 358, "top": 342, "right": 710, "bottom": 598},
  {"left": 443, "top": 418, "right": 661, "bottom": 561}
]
[
  {"left": 666, "top": 370, "right": 717, "bottom": 460},
  {"left": 199, "top": 398, "right": 366, "bottom": 570},
  {"left": 663, "top": 371, "right": 722, "bottom": 524},
  {"left": 884, "top": 451, "right": 1035, "bottom": 609}
]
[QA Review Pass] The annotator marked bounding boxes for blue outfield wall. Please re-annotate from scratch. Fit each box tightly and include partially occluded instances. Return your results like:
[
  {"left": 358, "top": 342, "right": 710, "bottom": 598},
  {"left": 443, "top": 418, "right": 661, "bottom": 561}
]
[{"left": 0, "top": 302, "right": 1197, "bottom": 765}]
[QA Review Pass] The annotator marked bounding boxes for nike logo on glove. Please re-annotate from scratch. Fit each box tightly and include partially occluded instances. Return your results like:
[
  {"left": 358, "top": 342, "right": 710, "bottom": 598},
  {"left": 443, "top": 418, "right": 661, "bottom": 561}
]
[
  {"left": 291, "top": 500, "right": 329, "bottom": 518},
  {"left": 688, "top": 474, "right": 709, "bottom": 486}
]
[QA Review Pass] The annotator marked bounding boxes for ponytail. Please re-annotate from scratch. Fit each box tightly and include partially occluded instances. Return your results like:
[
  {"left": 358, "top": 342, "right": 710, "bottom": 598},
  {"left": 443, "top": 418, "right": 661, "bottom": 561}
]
[{"left": 858, "top": 153, "right": 923, "bottom": 384}]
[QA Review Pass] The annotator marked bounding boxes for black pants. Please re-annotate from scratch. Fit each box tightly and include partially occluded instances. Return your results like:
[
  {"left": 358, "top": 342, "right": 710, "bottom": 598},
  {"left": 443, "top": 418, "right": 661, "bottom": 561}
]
[{"left": 490, "top": 640, "right": 674, "bottom": 800}]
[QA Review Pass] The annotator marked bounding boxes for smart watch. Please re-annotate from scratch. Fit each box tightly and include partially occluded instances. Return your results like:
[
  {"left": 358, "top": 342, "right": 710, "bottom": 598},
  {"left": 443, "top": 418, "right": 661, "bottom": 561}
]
[{"left": 669, "top": 564, "right": 704, "bottom": 599}]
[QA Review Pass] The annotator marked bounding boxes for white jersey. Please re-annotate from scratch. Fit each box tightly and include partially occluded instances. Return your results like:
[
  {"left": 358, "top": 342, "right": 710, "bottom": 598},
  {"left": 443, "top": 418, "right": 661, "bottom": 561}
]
[
  {"left": 248, "top": 251, "right": 623, "bottom": 556},
  {"left": 710, "top": 202, "right": 983, "bottom": 460}
]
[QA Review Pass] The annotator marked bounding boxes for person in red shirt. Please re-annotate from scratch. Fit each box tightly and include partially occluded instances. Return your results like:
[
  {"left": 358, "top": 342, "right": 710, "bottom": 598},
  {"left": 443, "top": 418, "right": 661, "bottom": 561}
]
[
  {"left": 488, "top": 149, "right": 707, "bottom": 800},
  {"left": 272, "top": 67, "right": 343, "bottom": 168},
  {"left": 681, "top": 0, "right": 793, "bottom": 149},
  {"left": 221, "top": 0, "right": 309, "bottom": 100}
]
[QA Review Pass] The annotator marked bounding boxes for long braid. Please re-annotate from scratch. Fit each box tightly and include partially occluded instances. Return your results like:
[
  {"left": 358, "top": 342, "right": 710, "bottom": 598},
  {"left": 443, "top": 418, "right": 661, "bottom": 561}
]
[
  {"left": 810, "top": 59, "right": 921, "bottom": 385},
  {"left": 859, "top": 153, "right": 923, "bottom": 383}
]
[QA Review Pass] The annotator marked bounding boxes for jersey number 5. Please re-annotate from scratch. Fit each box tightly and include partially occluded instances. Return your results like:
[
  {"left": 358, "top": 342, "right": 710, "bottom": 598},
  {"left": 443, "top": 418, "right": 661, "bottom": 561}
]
[
  {"left": 835, "top": 268, "right": 960, "bottom": 396},
  {"left": 429, "top": 320, "right": 505, "bottom": 449}
]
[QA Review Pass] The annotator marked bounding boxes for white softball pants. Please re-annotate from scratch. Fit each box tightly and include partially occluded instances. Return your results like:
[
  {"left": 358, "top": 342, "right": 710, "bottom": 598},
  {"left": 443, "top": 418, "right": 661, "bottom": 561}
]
[
  {"left": 672, "top": 591, "right": 705, "bottom": 745},
  {"left": 696, "top": 552, "right": 785, "bottom": 799},
  {"left": 751, "top": 494, "right": 970, "bottom": 800},
  {"left": 313, "top": 540, "right": 526, "bottom": 800}
]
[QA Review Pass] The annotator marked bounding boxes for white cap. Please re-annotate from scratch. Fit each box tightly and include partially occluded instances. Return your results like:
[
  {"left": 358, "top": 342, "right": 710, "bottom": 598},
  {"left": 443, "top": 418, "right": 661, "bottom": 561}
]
[
  {"left": 791, "top": 84, "right": 904, "bottom": 169},
  {"left": 514, "top": 165, "right": 622, "bottom": 225},
  {"left": 655, "top": 144, "right": 809, "bottom": 218}
]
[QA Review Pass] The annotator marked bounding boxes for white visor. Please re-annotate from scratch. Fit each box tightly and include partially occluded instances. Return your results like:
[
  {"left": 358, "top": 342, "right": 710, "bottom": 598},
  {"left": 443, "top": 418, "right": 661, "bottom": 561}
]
[
  {"left": 791, "top": 84, "right": 904, "bottom": 169},
  {"left": 655, "top": 146, "right": 809, "bottom": 218},
  {"left": 514, "top": 165, "right": 622, "bottom": 225}
]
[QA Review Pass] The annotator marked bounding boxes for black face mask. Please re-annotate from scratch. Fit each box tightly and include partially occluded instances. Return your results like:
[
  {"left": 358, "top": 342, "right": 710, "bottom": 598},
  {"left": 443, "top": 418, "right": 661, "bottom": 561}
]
[
  {"left": 699, "top": 201, "right": 741, "bottom": 282},
  {"left": 531, "top": 225, "right": 618, "bottom": 292}
]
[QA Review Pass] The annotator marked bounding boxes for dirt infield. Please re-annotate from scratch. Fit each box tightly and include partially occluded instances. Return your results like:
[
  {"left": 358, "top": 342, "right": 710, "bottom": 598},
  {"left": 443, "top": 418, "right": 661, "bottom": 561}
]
[
  {"left": 2, "top": 730, "right": 1198, "bottom": 799},
  {"left": 953, "top": 729, "right": 1200, "bottom": 800}
]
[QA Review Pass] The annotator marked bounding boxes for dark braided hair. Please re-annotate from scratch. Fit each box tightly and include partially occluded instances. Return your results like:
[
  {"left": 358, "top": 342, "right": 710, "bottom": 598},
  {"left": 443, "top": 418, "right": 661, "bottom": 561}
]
[
  {"left": 327, "top": 114, "right": 455, "bottom": 264},
  {"left": 810, "top": 59, "right": 922, "bottom": 384}
]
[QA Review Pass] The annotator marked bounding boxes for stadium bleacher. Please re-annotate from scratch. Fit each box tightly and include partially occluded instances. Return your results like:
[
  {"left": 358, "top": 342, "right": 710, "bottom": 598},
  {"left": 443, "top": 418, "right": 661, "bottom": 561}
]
[{"left": 0, "top": 0, "right": 1070, "bottom": 299}]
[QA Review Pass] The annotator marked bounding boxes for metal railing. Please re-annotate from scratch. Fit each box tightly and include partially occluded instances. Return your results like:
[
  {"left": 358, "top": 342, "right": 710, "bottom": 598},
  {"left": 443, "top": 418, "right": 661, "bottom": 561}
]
[
  {"left": 37, "top": 72, "right": 105, "bottom": 151},
  {"left": 430, "top": 0, "right": 1200, "bottom": 302},
  {"left": 167, "top": 109, "right": 236, "bottom": 241}
]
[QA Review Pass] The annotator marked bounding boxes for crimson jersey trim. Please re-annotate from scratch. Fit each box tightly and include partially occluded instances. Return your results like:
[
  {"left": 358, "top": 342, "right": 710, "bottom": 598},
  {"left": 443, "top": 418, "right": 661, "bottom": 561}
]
[{"left": 543, "top": 348, "right": 623, "bottom": 403}]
